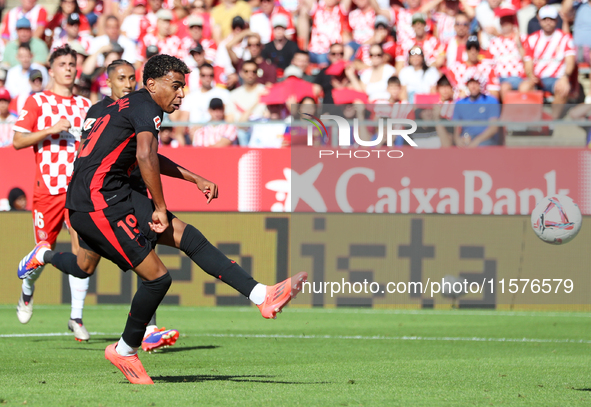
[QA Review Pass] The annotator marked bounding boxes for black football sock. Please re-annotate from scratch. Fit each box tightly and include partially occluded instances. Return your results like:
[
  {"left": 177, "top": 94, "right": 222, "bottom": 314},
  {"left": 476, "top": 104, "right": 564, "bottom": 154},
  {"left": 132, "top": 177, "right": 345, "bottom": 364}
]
[
  {"left": 49, "top": 252, "right": 92, "bottom": 279},
  {"left": 122, "top": 272, "right": 172, "bottom": 348},
  {"left": 179, "top": 224, "right": 258, "bottom": 297}
]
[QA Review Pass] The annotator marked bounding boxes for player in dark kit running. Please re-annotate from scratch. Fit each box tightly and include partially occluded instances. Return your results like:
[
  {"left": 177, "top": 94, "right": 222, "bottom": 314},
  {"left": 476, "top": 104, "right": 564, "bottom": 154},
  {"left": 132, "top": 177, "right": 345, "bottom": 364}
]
[
  {"left": 63, "top": 54, "right": 307, "bottom": 384},
  {"left": 17, "top": 59, "right": 181, "bottom": 351}
]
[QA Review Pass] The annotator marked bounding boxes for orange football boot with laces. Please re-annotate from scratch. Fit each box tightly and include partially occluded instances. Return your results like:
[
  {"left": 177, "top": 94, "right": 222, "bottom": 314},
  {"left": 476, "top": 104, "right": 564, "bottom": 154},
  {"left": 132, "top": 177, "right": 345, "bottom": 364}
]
[
  {"left": 105, "top": 343, "right": 154, "bottom": 385},
  {"left": 257, "top": 272, "right": 308, "bottom": 319}
]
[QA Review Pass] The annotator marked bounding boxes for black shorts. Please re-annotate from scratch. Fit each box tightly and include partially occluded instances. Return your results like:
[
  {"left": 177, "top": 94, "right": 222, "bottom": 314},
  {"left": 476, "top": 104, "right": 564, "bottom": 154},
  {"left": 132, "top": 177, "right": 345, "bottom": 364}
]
[{"left": 72, "top": 191, "right": 175, "bottom": 270}]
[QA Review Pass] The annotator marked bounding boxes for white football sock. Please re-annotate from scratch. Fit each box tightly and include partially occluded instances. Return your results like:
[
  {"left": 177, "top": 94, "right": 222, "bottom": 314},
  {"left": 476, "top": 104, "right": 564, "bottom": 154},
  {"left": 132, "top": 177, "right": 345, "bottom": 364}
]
[
  {"left": 21, "top": 266, "right": 44, "bottom": 296},
  {"left": 249, "top": 283, "right": 267, "bottom": 305},
  {"left": 116, "top": 338, "right": 138, "bottom": 356},
  {"left": 69, "top": 275, "right": 89, "bottom": 320},
  {"left": 35, "top": 247, "right": 50, "bottom": 264},
  {"left": 145, "top": 325, "right": 158, "bottom": 336}
]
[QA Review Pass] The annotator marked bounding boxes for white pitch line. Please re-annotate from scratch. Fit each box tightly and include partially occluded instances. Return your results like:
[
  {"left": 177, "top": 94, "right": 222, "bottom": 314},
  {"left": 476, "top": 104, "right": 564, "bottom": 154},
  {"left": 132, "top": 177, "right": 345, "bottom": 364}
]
[
  {"left": 1, "top": 305, "right": 590, "bottom": 318},
  {"left": 1, "top": 332, "right": 590, "bottom": 344}
]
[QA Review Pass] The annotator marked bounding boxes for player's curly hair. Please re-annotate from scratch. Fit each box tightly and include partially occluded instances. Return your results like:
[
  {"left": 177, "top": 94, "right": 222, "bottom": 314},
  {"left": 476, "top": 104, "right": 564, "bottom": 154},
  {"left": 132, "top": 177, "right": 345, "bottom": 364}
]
[
  {"left": 143, "top": 54, "right": 190, "bottom": 86},
  {"left": 49, "top": 44, "right": 77, "bottom": 67}
]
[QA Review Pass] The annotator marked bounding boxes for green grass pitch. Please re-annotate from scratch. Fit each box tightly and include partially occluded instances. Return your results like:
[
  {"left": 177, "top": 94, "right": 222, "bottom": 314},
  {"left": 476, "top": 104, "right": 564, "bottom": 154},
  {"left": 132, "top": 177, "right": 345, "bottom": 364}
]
[{"left": 0, "top": 305, "right": 590, "bottom": 406}]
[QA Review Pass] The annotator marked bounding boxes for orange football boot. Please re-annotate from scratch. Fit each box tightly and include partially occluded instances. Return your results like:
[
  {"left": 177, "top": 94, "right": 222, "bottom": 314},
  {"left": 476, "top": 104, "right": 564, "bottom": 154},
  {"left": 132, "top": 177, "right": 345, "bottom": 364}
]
[
  {"left": 105, "top": 343, "right": 154, "bottom": 385},
  {"left": 257, "top": 272, "right": 308, "bottom": 319}
]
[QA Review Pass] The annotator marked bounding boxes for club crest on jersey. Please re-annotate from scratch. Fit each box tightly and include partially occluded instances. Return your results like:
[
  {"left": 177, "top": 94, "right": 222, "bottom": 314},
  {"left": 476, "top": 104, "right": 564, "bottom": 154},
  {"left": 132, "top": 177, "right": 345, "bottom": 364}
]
[
  {"left": 154, "top": 117, "right": 161, "bottom": 131},
  {"left": 83, "top": 118, "right": 96, "bottom": 131}
]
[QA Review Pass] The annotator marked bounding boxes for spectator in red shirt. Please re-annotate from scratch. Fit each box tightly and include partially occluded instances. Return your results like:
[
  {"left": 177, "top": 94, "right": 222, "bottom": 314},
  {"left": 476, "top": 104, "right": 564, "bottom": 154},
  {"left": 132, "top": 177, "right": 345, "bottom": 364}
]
[
  {"left": 47, "top": 0, "right": 92, "bottom": 41},
  {"left": 445, "top": 11, "right": 471, "bottom": 68},
  {"left": 182, "top": 15, "right": 217, "bottom": 68},
  {"left": 141, "top": 8, "right": 185, "bottom": 59},
  {"left": 431, "top": 0, "right": 475, "bottom": 46},
  {"left": 345, "top": 0, "right": 390, "bottom": 60},
  {"left": 250, "top": 0, "right": 295, "bottom": 44},
  {"left": 299, "top": 0, "right": 352, "bottom": 65},
  {"left": 395, "top": 12, "right": 445, "bottom": 72},
  {"left": 488, "top": 10, "right": 526, "bottom": 100},
  {"left": 519, "top": 5, "right": 575, "bottom": 114},
  {"left": 1, "top": 0, "right": 48, "bottom": 41},
  {"left": 447, "top": 35, "right": 500, "bottom": 99},
  {"left": 51, "top": 13, "right": 93, "bottom": 54},
  {"left": 353, "top": 14, "right": 397, "bottom": 67}
]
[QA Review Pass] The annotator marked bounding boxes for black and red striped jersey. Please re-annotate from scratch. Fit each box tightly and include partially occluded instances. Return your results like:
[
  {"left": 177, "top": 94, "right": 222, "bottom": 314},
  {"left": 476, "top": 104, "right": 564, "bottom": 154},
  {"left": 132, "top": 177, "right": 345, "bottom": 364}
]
[{"left": 66, "top": 89, "right": 163, "bottom": 213}]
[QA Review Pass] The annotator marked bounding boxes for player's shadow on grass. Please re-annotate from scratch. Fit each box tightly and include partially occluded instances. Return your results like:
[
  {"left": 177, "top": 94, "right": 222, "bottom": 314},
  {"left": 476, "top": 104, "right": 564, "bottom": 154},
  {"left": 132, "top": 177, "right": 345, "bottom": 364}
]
[
  {"left": 152, "top": 345, "right": 219, "bottom": 354},
  {"left": 153, "top": 375, "right": 328, "bottom": 385},
  {"left": 574, "top": 388, "right": 591, "bottom": 391}
]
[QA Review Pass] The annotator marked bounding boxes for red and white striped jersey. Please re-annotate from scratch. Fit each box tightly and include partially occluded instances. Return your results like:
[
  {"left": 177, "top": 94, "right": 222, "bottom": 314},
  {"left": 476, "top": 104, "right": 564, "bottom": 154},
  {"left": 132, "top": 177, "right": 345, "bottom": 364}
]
[
  {"left": 523, "top": 29, "right": 576, "bottom": 79},
  {"left": 447, "top": 59, "right": 500, "bottom": 97},
  {"left": 1, "top": 5, "right": 48, "bottom": 41},
  {"left": 445, "top": 36, "right": 468, "bottom": 68},
  {"left": 488, "top": 34, "right": 526, "bottom": 78},
  {"left": 141, "top": 33, "right": 186, "bottom": 60},
  {"left": 438, "top": 100, "right": 455, "bottom": 120},
  {"left": 309, "top": 2, "right": 350, "bottom": 54},
  {"left": 13, "top": 91, "right": 91, "bottom": 195},
  {"left": 395, "top": 34, "right": 444, "bottom": 67},
  {"left": 348, "top": 8, "right": 376, "bottom": 45},
  {"left": 0, "top": 115, "right": 17, "bottom": 147},
  {"left": 390, "top": 6, "right": 432, "bottom": 47},
  {"left": 432, "top": 12, "right": 456, "bottom": 46},
  {"left": 192, "top": 124, "right": 238, "bottom": 147}
]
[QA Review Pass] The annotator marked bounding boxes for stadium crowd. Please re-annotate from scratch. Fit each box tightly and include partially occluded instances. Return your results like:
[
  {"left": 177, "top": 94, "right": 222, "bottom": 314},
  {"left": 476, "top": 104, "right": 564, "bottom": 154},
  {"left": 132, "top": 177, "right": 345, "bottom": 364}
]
[{"left": 0, "top": 0, "right": 590, "bottom": 148}]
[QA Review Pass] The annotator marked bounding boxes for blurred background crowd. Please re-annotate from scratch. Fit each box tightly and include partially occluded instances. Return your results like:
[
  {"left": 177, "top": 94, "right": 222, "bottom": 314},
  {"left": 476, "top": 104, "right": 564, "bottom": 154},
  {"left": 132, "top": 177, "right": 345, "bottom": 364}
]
[{"left": 0, "top": 0, "right": 590, "bottom": 148}]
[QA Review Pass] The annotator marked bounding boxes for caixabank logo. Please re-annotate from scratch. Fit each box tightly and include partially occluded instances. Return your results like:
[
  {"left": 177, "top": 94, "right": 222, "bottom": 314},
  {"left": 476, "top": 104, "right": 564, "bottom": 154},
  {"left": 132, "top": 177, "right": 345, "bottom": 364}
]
[{"left": 302, "top": 112, "right": 418, "bottom": 158}]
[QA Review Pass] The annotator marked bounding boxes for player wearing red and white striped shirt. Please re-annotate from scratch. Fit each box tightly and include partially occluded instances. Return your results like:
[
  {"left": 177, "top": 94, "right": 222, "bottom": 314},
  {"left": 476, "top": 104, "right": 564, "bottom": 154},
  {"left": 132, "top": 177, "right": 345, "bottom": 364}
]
[
  {"left": 1, "top": 0, "right": 48, "bottom": 41},
  {"left": 12, "top": 45, "right": 91, "bottom": 332},
  {"left": 395, "top": 13, "right": 444, "bottom": 71},
  {"left": 519, "top": 6, "right": 575, "bottom": 110},
  {"left": 191, "top": 98, "right": 238, "bottom": 147},
  {"left": 446, "top": 36, "right": 500, "bottom": 99}
]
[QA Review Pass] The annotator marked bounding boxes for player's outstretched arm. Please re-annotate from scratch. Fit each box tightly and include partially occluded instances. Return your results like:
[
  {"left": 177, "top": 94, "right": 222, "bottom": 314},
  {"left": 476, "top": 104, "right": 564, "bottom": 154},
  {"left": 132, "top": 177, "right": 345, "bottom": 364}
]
[
  {"left": 157, "top": 154, "right": 219, "bottom": 204},
  {"left": 13, "top": 119, "right": 72, "bottom": 150},
  {"left": 137, "top": 131, "right": 169, "bottom": 233}
]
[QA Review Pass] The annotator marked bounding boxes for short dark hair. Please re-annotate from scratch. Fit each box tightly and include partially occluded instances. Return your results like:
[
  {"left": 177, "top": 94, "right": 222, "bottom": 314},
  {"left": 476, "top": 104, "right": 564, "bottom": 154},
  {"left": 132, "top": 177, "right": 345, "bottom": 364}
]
[
  {"left": 199, "top": 62, "right": 214, "bottom": 72},
  {"left": 294, "top": 50, "right": 309, "bottom": 57},
  {"left": 107, "top": 59, "right": 135, "bottom": 76},
  {"left": 49, "top": 44, "right": 77, "bottom": 66},
  {"left": 387, "top": 76, "right": 401, "bottom": 86},
  {"left": 143, "top": 54, "right": 190, "bottom": 86},
  {"left": 242, "top": 59, "right": 258, "bottom": 70},
  {"left": 437, "top": 75, "right": 452, "bottom": 87},
  {"left": 329, "top": 42, "right": 343, "bottom": 51},
  {"left": 18, "top": 42, "right": 32, "bottom": 52}
]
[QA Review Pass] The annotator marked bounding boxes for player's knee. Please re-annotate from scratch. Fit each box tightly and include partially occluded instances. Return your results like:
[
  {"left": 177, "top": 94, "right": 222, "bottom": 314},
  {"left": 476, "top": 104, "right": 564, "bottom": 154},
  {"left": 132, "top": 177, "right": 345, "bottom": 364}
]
[{"left": 144, "top": 271, "right": 172, "bottom": 293}]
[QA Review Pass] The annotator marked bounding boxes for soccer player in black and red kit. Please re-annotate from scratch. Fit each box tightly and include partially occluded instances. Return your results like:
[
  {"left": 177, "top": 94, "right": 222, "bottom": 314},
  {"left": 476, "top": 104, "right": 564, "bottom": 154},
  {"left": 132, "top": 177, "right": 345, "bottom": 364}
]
[
  {"left": 37, "top": 54, "right": 306, "bottom": 384},
  {"left": 18, "top": 59, "right": 182, "bottom": 351}
]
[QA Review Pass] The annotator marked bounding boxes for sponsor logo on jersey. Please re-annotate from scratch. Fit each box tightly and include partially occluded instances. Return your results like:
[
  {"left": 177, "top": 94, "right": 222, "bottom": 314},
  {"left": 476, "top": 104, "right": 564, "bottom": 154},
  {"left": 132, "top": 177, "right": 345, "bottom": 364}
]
[
  {"left": 154, "top": 116, "right": 161, "bottom": 131},
  {"left": 83, "top": 118, "right": 96, "bottom": 131}
]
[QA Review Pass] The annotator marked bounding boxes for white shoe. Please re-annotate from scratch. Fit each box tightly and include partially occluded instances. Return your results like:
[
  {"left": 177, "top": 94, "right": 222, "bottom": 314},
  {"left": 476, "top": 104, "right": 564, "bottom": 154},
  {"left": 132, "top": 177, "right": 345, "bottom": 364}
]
[
  {"left": 68, "top": 319, "right": 90, "bottom": 341},
  {"left": 17, "top": 292, "right": 33, "bottom": 324}
]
